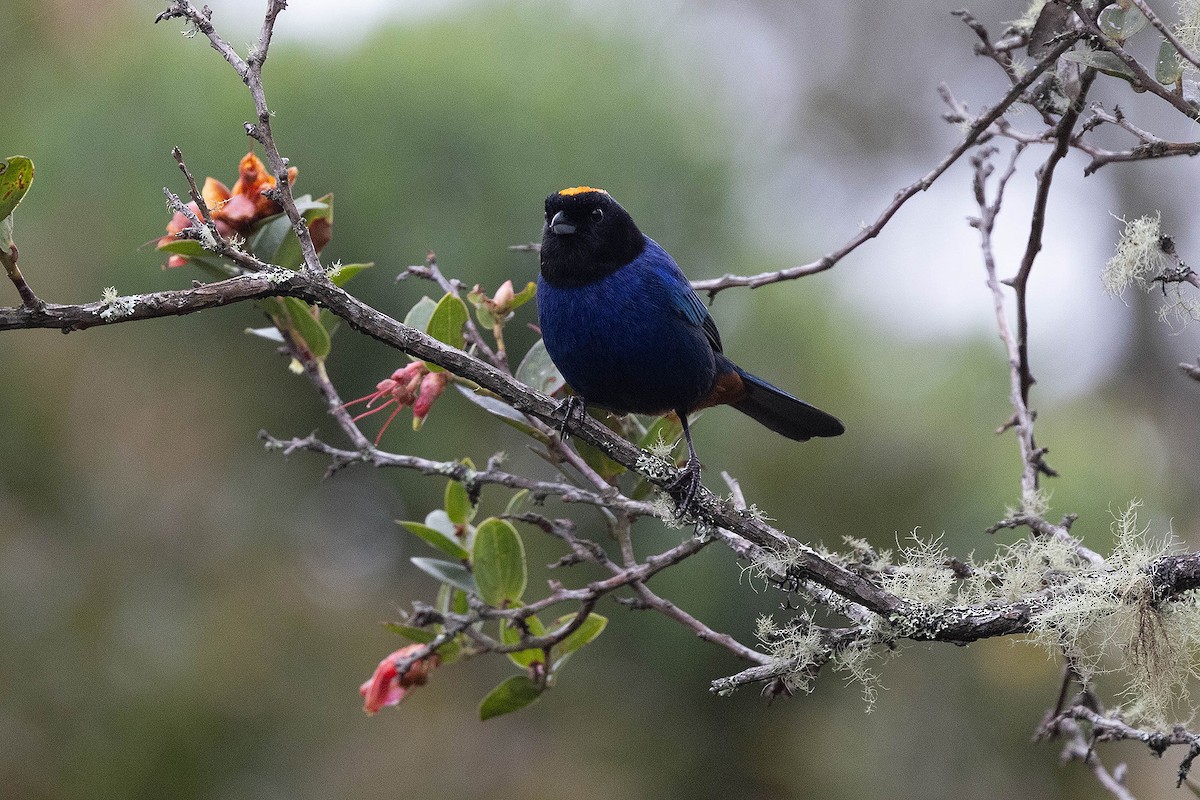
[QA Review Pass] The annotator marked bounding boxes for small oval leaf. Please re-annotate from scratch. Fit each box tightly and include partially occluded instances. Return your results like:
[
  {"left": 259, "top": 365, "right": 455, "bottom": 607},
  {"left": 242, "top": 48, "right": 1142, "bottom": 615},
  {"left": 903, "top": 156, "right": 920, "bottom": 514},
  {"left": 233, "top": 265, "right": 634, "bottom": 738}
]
[
  {"left": 1156, "top": 38, "right": 1184, "bottom": 85},
  {"left": 479, "top": 675, "right": 543, "bottom": 721},
  {"left": 552, "top": 612, "right": 607, "bottom": 659},
  {"left": 515, "top": 339, "right": 566, "bottom": 395},
  {"left": 444, "top": 478, "right": 475, "bottom": 526},
  {"left": 501, "top": 616, "right": 547, "bottom": 669},
  {"left": 282, "top": 296, "right": 331, "bottom": 360},
  {"left": 426, "top": 292, "right": 469, "bottom": 350},
  {"left": 383, "top": 623, "right": 437, "bottom": 644},
  {"left": 328, "top": 261, "right": 374, "bottom": 287},
  {"left": 1061, "top": 49, "right": 1139, "bottom": 84},
  {"left": 472, "top": 518, "right": 527, "bottom": 607},
  {"left": 1098, "top": 5, "right": 1147, "bottom": 41},
  {"left": 398, "top": 520, "right": 470, "bottom": 560},
  {"left": 423, "top": 509, "right": 458, "bottom": 537},
  {"left": 410, "top": 556, "right": 479, "bottom": 595},
  {"left": 404, "top": 296, "right": 438, "bottom": 332},
  {"left": 0, "top": 156, "right": 34, "bottom": 223}
]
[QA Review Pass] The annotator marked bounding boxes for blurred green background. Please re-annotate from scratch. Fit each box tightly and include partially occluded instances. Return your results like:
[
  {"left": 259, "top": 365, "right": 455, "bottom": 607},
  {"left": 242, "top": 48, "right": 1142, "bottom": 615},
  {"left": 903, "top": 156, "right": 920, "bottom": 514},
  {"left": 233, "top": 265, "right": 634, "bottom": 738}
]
[{"left": 3, "top": 1, "right": 1199, "bottom": 798}]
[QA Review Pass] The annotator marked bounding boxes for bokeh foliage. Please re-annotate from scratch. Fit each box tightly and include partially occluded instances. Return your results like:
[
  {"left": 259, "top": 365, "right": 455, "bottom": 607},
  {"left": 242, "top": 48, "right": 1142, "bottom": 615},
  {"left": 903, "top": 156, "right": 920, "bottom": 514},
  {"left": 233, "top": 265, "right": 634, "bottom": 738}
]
[{"left": 1, "top": 1, "right": 1198, "bottom": 799}]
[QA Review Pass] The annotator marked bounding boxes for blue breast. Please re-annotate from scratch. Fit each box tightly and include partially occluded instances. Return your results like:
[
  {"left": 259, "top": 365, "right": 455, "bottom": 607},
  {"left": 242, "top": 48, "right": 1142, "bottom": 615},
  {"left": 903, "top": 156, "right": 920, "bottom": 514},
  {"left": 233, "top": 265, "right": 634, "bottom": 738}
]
[{"left": 536, "top": 238, "right": 717, "bottom": 415}]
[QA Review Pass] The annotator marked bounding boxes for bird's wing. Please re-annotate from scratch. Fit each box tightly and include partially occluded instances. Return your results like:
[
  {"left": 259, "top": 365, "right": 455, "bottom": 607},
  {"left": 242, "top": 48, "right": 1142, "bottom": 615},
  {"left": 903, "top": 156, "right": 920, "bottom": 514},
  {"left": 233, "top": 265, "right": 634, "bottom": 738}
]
[{"left": 669, "top": 279, "right": 723, "bottom": 353}]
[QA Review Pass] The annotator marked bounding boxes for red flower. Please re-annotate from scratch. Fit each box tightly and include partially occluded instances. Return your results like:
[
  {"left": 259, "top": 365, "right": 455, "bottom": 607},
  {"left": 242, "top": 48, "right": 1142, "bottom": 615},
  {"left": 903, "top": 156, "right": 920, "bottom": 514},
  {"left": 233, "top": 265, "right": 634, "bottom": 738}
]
[{"left": 359, "top": 644, "right": 441, "bottom": 714}]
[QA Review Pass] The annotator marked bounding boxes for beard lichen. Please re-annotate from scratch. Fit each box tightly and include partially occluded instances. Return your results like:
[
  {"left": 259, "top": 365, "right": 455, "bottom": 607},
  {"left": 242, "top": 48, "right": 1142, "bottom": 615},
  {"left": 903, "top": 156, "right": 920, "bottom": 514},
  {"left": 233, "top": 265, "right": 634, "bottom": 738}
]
[{"left": 747, "top": 502, "right": 1199, "bottom": 726}]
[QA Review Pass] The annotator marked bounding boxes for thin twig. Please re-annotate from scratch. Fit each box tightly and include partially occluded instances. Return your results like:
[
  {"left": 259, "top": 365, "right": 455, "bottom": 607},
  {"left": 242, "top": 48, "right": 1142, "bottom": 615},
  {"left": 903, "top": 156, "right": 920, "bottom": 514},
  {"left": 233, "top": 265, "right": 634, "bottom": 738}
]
[{"left": 690, "top": 30, "right": 1082, "bottom": 298}]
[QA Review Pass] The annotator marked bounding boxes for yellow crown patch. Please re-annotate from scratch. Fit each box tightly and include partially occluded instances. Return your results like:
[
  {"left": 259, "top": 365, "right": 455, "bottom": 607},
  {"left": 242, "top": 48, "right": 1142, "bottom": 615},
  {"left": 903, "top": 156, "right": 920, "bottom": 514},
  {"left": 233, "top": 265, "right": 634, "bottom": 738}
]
[{"left": 557, "top": 186, "right": 607, "bottom": 197}]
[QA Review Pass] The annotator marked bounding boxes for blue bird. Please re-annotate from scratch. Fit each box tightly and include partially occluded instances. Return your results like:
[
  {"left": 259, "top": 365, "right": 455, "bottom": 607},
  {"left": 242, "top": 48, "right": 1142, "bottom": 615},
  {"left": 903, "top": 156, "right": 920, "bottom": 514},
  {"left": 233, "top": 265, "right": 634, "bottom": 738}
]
[{"left": 536, "top": 186, "right": 844, "bottom": 509}]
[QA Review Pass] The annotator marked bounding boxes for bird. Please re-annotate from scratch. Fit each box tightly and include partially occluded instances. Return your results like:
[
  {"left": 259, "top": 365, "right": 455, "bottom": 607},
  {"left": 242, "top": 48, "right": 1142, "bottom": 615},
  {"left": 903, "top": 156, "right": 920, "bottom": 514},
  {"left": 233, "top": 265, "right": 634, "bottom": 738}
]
[{"left": 535, "top": 186, "right": 844, "bottom": 512}]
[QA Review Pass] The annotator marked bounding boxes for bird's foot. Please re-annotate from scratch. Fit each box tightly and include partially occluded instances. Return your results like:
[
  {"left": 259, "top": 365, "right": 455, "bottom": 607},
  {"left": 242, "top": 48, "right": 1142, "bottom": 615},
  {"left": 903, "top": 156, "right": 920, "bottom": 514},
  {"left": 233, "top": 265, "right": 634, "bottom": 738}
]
[
  {"left": 664, "top": 455, "right": 703, "bottom": 518},
  {"left": 555, "top": 395, "right": 584, "bottom": 441}
]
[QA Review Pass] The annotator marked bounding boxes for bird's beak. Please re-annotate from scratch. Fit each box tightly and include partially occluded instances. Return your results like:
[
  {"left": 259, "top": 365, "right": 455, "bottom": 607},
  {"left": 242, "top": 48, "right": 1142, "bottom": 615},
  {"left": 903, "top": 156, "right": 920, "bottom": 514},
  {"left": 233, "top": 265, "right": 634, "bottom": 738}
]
[{"left": 548, "top": 211, "right": 576, "bottom": 235}]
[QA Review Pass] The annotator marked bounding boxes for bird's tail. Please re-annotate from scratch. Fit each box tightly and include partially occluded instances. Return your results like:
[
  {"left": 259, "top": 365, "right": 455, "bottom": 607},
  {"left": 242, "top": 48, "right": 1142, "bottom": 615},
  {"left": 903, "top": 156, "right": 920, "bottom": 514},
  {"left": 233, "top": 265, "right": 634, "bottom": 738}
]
[{"left": 728, "top": 364, "right": 844, "bottom": 442}]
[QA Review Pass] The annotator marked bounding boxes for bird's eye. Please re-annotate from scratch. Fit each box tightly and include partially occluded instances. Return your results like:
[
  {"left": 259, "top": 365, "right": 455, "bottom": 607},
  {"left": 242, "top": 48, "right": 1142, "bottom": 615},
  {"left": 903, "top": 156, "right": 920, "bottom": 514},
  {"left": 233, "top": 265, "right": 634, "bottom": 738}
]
[{"left": 591, "top": 208, "right": 604, "bottom": 223}]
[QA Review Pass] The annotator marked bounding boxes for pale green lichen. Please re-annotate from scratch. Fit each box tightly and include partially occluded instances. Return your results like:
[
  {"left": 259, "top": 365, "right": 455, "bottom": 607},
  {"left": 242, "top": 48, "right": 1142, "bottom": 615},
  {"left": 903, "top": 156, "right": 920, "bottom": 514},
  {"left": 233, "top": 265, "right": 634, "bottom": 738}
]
[
  {"left": 750, "top": 502, "right": 1197, "bottom": 725},
  {"left": 830, "top": 634, "right": 893, "bottom": 711},
  {"left": 1011, "top": 0, "right": 1048, "bottom": 32},
  {"left": 879, "top": 531, "right": 957, "bottom": 608},
  {"left": 756, "top": 613, "right": 824, "bottom": 695},
  {"left": 1023, "top": 501, "right": 1200, "bottom": 729},
  {"left": 1101, "top": 214, "right": 1198, "bottom": 325},
  {"left": 98, "top": 287, "right": 136, "bottom": 320},
  {"left": 645, "top": 432, "right": 676, "bottom": 461},
  {"left": 648, "top": 495, "right": 686, "bottom": 530},
  {"left": 1102, "top": 213, "right": 1169, "bottom": 298},
  {"left": 634, "top": 452, "right": 673, "bottom": 481},
  {"left": 1177, "top": 0, "right": 1200, "bottom": 67},
  {"left": 265, "top": 266, "right": 293, "bottom": 284}
]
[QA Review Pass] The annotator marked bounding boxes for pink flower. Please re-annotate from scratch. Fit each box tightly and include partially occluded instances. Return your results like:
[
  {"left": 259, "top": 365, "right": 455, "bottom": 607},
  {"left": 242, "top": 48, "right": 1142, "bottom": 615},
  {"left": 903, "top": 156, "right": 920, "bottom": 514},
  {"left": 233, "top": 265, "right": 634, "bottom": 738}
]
[
  {"left": 339, "top": 362, "right": 427, "bottom": 444},
  {"left": 359, "top": 644, "right": 440, "bottom": 714},
  {"left": 411, "top": 371, "right": 449, "bottom": 430}
]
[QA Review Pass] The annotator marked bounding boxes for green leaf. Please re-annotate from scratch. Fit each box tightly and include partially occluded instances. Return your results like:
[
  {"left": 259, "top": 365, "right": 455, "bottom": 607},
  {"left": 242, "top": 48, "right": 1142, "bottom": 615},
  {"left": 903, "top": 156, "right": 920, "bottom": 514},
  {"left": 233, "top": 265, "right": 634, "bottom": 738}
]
[
  {"left": 639, "top": 413, "right": 683, "bottom": 454},
  {"left": 508, "top": 281, "right": 537, "bottom": 310},
  {"left": 384, "top": 623, "right": 437, "bottom": 644},
  {"left": 156, "top": 239, "right": 211, "bottom": 257},
  {"left": 1156, "top": 38, "right": 1184, "bottom": 85},
  {"left": 157, "top": 238, "right": 238, "bottom": 276},
  {"left": 398, "top": 520, "right": 470, "bottom": 560},
  {"left": 410, "top": 556, "right": 479, "bottom": 595},
  {"left": 274, "top": 193, "right": 333, "bottom": 268},
  {"left": 472, "top": 518, "right": 527, "bottom": 607},
  {"left": 467, "top": 285, "right": 497, "bottom": 328},
  {"left": 404, "top": 296, "right": 438, "bottom": 332},
  {"left": 246, "top": 194, "right": 332, "bottom": 268},
  {"left": 479, "top": 675, "right": 543, "bottom": 721},
  {"left": 504, "top": 489, "right": 531, "bottom": 517},
  {"left": 501, "top": 615, "right": 547, "bottom": 668},
  {"left": 0, "top": 156, "right": 34, "bottom": 226},
  {"left": 282, "top": 296, "right": 331, "bottom": 360},
  {"left": 454, "top": 385, "right": 547, "bottom": 441},
  {"left": 552, "top": 612, "right": 607, "bottom": 658},
  {"left": 444, "top": 478, "right": 475, "bottom": 526},
  {"left": 247, "top": 213, "right": 293, "bottom": 265},
  {"left": 1098, "top": 4, "right": 1147, "bottom": 42},
  {"left": 515, "top": 339, "right": 566, "bottom": 395},
  {"left": 383, "top": 624, "right": 461, "bottom": 664},
  {"left": 426, "top": 292, "right": 469, "bottom": 353},
  {"left": 328, "top": 261, "right": 374, "bottom": 287},
  {"left": 1062, "top": 49, "right": 1139, "bottom": 84},
  {"left": 576, "top": 440, "right": 625, "bottom": 480}
]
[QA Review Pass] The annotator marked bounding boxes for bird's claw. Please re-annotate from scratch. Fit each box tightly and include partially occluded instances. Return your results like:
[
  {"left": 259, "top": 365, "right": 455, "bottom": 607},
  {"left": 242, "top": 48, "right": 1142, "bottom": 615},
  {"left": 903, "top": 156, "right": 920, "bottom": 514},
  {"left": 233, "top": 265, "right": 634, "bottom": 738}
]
[
  {"left": 665, "top": 456, "right": 703, "bottom": 518},
  {"left": 555, "top": 395, "right": 584, "bottom": 441}
]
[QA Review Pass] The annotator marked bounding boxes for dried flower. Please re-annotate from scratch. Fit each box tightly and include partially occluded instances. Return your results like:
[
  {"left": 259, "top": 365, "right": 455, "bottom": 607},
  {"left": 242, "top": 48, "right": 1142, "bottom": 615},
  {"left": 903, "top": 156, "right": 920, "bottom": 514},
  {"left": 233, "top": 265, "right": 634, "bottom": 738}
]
[
  {"left": 158, "top": 151, "right": 304, "bottom": 268},
  {"left": 359, "top": 643, "right": 441, "bottom": 714}
]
